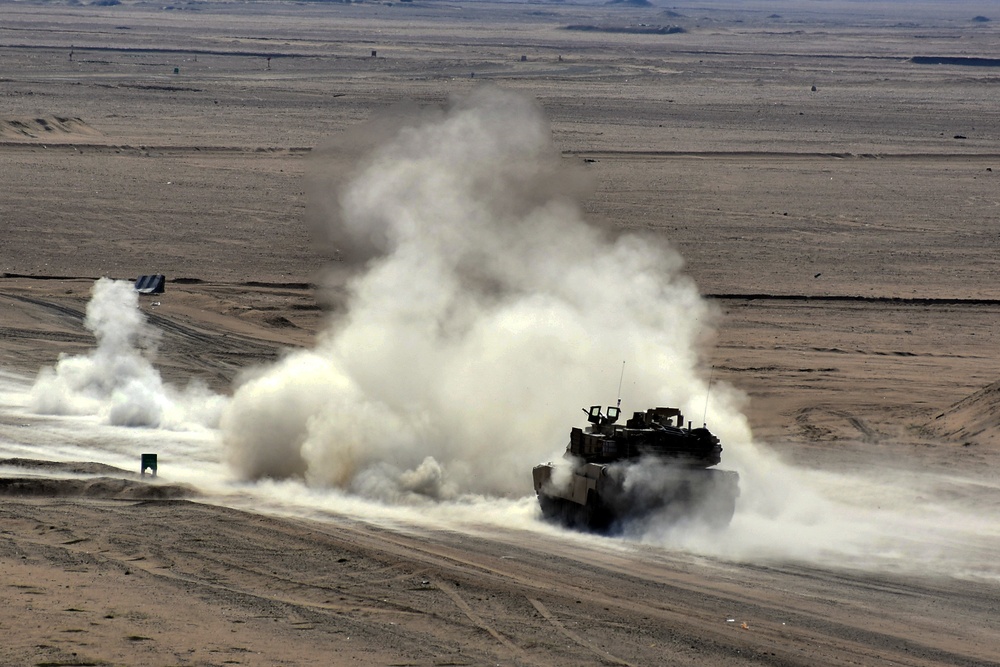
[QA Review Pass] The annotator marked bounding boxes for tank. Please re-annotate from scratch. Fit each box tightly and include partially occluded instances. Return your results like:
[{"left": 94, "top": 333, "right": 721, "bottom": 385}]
[{"left": 533, "top": 404, "right": 740, "bottom": 532}]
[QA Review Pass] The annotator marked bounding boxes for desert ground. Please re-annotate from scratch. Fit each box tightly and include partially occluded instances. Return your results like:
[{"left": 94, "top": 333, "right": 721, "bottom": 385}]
[{"left": 2, "top": 0, "right": 1000, "bottom": 665}]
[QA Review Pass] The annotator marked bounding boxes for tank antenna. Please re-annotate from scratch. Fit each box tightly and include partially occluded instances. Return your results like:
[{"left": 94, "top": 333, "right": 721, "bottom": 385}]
[
  {"left": 703, "top": 365, "right": 714, "bottom": 427},
  {"left": 616, "top": 360, "right": 626, "bottom": 408}
]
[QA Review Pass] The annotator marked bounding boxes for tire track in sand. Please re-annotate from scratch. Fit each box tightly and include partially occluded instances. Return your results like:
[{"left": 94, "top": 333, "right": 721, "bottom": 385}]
[
  {"left": 528, "top": 597, "right": 634, "bottom": 666},
  {"left": 434, "top": 579, "right": 529, "bottom": 663}
]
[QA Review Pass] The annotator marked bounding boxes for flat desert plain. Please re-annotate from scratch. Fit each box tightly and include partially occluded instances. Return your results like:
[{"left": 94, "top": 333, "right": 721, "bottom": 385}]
[{"left": 3, "top": 1, "right": 1000, "bottom": 665}]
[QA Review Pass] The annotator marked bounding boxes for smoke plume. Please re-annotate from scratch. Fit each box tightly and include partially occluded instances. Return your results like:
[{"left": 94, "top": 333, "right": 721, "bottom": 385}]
[
  {"left": 30, "top": 278, "right": 225, "bottom": 430},
  {"left": 8, "top": 86, "right": 997, "bottom": 578},
  {"left": 221, "top": 87, "right": 752, "bottom": 502}
]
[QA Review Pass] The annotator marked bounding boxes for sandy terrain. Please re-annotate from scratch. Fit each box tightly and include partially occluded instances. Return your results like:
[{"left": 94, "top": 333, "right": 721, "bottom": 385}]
[{"left": 2, "top": 0, "right": 1000, "bottom": 665}]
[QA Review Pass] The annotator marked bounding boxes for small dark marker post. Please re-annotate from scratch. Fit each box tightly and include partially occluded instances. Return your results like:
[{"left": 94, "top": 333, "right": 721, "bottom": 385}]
[{"left": 141, "top": 453, "right": 157, "bottom": 478}]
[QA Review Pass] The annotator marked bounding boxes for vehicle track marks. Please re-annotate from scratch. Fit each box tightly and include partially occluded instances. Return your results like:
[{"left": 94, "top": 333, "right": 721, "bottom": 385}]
[
  {"left": 434, "top": 579, "right": 529, "bottom": 662},
  {"left": 528, "top": 597, "right": 634, "bottom": 667}
]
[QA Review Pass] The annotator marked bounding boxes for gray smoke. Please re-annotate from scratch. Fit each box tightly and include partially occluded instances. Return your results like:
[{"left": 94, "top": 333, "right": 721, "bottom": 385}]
[
  {"left": 30, "top": 278, "right": 225, "bottom": 430},
  {"left": 221, "top": 87, "right": 753, "bottom": 503}
]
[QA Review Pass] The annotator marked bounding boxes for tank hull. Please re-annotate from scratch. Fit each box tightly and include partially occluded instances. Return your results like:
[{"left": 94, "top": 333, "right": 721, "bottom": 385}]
[{"left": 533, "top": 461, "right": 739, "bottom": 532}]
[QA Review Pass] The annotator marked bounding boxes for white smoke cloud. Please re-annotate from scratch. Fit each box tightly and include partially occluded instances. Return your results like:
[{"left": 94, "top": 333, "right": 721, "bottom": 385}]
[
  {"left": 0, "top": 86, "right": 994, "bottom": 584},
  {"left": 30, "top": 278, "right": 226, "bottom": 430},
  {"left": 215, "top": 87, "right": 1000, "bottom": 581},
  {"left": 221, "top": 87, "right": 738, "bottom": 502},
  {"left": 0, "top": 86, "right": 993, "bottom": 581}
]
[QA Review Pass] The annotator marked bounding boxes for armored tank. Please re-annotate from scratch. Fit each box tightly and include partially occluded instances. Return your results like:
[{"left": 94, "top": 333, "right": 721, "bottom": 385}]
[{"left": 532, "top": 404, "right": 739, "bottom": 532}]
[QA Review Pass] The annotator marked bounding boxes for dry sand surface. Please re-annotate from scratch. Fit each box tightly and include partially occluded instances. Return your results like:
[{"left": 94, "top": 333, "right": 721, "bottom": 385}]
[{"left": 3, "top": 0, "right": 1000, "bottom": 665}]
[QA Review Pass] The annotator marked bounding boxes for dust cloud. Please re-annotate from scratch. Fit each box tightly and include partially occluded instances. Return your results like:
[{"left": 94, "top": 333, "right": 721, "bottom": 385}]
[
  {"left": 29, "top": 278, "right": 226, "bottom": 430},
  {"left": 216, "top": 86, "right": 1000, "bottom": 579},
  {"left": 9, "top": 86, "right": 997, "bottom": 580},
  {"left": 635, "top": 456, "right": 1000, "bottom": 579},
  {"left": 220, "top": 87, "right": 744, "bottom": 502}
]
